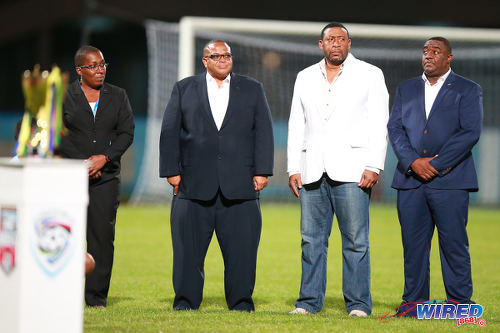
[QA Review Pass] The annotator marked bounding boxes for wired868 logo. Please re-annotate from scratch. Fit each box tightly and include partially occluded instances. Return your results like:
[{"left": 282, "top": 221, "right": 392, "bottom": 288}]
[{"left": 417, "top": 300, "right": 485, "bottom": 327}]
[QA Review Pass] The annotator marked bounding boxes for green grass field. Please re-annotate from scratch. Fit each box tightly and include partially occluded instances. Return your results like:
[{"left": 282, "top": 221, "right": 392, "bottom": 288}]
[{"left": 84, "top": 203, "right": 500, "bottom": 332}]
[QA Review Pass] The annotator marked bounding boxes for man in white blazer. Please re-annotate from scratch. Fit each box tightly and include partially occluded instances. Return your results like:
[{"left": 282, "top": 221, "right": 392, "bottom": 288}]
[{"left": 287, "top": 22, "right": 389, "bottom": 317}]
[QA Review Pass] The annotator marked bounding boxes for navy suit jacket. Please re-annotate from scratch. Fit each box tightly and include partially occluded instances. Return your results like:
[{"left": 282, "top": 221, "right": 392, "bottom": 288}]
[
  {"left": 159, "top": 72, "right": 274, "bottom": 200},
  {"left": 388, "top": 71, "right": 483, "bottom": 191}
]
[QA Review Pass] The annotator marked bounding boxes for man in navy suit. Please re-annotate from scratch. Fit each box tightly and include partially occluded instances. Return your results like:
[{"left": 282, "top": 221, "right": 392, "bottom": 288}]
[
  {"left": 159, "top": 40, "right": 274, "bottom": 311},
  {"left": 388, "top": 37, "right": 483, "bottom": 315}
]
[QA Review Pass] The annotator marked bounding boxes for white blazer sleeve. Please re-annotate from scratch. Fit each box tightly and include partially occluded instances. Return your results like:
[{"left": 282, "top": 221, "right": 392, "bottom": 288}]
[
  {"left": 287, "top": 72, "right": 306, "bottom": 176},
  {"left": 365, "top": 67, "right": 389, "bottom": 171}
]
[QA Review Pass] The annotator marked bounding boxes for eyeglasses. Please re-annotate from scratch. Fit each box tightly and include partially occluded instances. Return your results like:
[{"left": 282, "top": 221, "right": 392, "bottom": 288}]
[
  {"left": 78, "top": 63, "right": 109, "bottom": 71},
  {"left": 205, "top": 53, "right": 232, "bottom": 61}
]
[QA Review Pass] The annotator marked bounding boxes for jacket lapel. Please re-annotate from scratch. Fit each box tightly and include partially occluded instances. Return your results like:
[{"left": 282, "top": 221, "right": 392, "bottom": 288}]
[
  {"left": 95, "top": 83, "right": 111, "bottom": 120},
  {"left": 68, "top": 80, "right": 94, "bottom": 117},
  {"left": 416, "top": 79, "right": 426, "bottom": 121},
  {"left": 220, "top": 73, "right": 238, "bottom": 130},
  {"left": 68, "top": 80, "right": 111, "bottom": 120},
  {"left": 426, "top": 71, "right": 455, "bottom": 123},
  {"left": 196, "top": 73, "right": 219, "bottom": 131}
]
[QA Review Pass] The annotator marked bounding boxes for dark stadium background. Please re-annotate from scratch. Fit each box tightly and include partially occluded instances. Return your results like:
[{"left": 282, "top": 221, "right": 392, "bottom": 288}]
[{"left": 1, "top": 0, "right": 498, "bottom": 198}]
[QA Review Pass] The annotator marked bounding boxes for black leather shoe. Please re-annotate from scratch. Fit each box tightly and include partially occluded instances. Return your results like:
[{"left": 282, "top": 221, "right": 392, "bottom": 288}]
[{"left": 395, "top": 302, "right": 418, "bottom": 317}]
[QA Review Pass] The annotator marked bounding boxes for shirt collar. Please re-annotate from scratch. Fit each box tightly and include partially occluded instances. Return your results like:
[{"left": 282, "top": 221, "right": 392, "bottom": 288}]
[
  {"left": 318, "top": 53, "right": 353, "bottom": 78},
  {"left": 422, "top": 68, "right": 451, "bottom": 86},
  {"left": 206, "top": 72, "right": 231, "bottom": 86}
]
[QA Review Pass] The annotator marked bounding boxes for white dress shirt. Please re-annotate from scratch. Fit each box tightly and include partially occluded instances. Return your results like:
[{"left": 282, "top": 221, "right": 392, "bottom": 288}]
[
  {"left": 206, "top": 72, "right": 231, "bottom": 130},
  {"left": 317, "top": 61, "right": 380, "bottom": 175},
  {"left": 422, "top": 68, "right": 451, "bottom": 118},
  {"left": 318, "top": 60, "right": 344, "bottom": 122}
]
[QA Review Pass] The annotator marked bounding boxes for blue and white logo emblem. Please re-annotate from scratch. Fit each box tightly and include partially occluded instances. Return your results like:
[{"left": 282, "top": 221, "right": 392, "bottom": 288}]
[{"left": 32, "top": 212, "right": 74, "bottom": 277}]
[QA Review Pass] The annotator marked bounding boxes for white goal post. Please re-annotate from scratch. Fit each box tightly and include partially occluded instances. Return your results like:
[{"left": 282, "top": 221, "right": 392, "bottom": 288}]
[
  {"left": 178, "top": 16, "right": 500, "bottom": 79},
  {"left": 130, "top": 17, "right": 500, "bottom": 205}
]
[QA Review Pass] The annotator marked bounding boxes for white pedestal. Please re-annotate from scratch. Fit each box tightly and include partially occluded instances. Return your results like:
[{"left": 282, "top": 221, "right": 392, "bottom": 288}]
[{"left": 0, "top": 158, "right": 88, "bottom": 333}]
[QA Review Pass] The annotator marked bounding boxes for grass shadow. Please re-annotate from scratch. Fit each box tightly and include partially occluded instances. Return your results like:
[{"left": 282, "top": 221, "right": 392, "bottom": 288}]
[
  {"left": 323, "top": 296, "right": 347, "bottom": 312},
  {"left": 107, "top": 296, "right": 134, "bottom": 306},
  {"left": 201, "top": 295, "right": 228, "bottom": 308},
  {"left": 158, "top": 296, "right": 228, "bottom": 310}
]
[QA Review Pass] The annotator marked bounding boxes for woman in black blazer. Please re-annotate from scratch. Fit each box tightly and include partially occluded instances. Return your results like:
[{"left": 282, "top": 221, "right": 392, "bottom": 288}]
[{"left": 60, "top": 45, "right": 134, "bottom": 307}]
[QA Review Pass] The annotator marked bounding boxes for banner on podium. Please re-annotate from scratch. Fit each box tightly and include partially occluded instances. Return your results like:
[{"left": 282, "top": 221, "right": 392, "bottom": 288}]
[{"left": 0, "top": 206, "right": 17, "bottom": 275}]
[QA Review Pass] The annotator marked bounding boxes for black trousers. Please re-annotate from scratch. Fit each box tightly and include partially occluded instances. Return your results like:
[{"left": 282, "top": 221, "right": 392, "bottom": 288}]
[
  {"left": 170, "top": 191, "right": 262, "bottom": 311},
  {"left": 85, "top": 178, "right": 120, "bottom": 306}
]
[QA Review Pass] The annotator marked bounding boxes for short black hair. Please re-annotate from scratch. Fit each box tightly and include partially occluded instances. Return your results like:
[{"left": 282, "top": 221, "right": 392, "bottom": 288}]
[
  {"left": 321, "top": 22, "right": 350, "bottom": 40},
  {"left": 74, "top": 45, "right": 102, "bottom": 67},
  {"left": 427, "top": 36, "right": 452, "bottom": 54}
]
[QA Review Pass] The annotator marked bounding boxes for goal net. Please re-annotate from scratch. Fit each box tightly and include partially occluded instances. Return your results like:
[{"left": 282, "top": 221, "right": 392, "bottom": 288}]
[{"left": 130, "top": 17, "right": 500, "bottom": 205}]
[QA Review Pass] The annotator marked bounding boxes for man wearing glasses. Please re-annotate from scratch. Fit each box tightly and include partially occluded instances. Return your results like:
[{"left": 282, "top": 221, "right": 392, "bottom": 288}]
[
  {"left": 60, "top": 45, "right": 135, "bottom": 308},
  {"left": 160, "top": 40, "right": 274, "bottom": 311}
]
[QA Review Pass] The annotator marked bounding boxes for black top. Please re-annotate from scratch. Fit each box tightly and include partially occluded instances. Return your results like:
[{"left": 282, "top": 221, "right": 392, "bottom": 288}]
[{"left": 60, "top": 80, "right": 135, "bottom": 183}]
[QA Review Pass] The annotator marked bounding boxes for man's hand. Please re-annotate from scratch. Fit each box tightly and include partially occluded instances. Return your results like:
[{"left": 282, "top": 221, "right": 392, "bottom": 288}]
[
  {"left": 86, "top": 154, "right": 107, "bottom": 178},
  {"left": 254, "top": 176, "right": 269, "bottom": 191},
  {"left": 410, "top": 156, "right": 438, "bottom": 181},
  {"left": 167, "top": 175, "right": 181, "bottom": 195},
  {"left": 289, "top": 173, "right": 302, "bottom": 198},
  {"left": 358, "top": 170, "right": 378, "bottom": 189}
]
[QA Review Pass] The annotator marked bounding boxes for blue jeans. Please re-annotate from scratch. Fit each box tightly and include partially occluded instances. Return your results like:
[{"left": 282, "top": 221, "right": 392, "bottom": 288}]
[{"left": 295, "top": 175, "right": 372, "bottom": 314}]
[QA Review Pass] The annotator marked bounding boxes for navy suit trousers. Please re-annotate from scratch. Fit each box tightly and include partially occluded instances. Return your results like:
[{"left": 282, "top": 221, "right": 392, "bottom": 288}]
[
  {"left": 170, "top": 191, "right": 262, "bottom": 311},
  {"left": 397, "top": 185, "right": 473, "bottom": 304}
]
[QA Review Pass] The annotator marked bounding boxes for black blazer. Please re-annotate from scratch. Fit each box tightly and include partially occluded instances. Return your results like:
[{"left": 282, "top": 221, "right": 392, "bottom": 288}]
[
  {"left": 60, "top": 80, "right": 135, "bottom": 183},
  {"left": 159, "top": 72, "right": 274, "bottom": 200}
]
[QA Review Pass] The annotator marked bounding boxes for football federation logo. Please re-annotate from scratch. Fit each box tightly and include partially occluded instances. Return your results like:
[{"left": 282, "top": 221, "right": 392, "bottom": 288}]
[
  {"left": 32, "top": 213, "right": 74, "bottom": 277},
  {"left": 0, "top": 207, "right": 17, "bottom": 275}
]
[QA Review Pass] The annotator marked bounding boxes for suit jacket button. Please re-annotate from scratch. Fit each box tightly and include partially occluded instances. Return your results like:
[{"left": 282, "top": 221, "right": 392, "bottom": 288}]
[
  {"left": 218, "top": 155, "right": 222, "bottom": 160},
  {"left": 423, "top": 149, "right": 427, "bottom": 153},
  {"left": 93, "top": 140, "right": 96, "bottom": 143},
  {"left": 424, "top": 130, "right": 428, "bottom": 134}
]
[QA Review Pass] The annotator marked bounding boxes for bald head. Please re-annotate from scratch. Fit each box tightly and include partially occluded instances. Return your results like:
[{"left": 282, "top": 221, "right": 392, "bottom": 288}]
[{"left": 203, "top": 40, "right": 231, "bottom": 57}]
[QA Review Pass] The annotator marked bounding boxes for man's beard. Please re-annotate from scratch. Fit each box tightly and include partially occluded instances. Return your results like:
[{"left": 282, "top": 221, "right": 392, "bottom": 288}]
[{"left": 326, "top": 54, "right": 346, "bottom": 66}]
